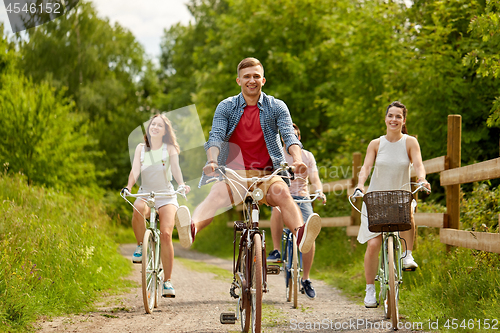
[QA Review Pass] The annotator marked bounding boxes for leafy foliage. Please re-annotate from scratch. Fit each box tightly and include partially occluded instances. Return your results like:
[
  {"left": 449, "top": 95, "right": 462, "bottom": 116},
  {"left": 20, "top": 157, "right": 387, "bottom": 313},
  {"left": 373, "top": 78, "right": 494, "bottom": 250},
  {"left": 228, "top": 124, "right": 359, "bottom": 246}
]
[
  {"left": 0, "top": 74, "right": 97, "bottom": 188},
  {"left": 461, "top": 182, "right": 500, "bottom": 232},
  {"left": 161, "top": 0, "right": 500, "bottom": 171},
  {"left": 18, "top": 1, "right": 151, "bottom": 188}
]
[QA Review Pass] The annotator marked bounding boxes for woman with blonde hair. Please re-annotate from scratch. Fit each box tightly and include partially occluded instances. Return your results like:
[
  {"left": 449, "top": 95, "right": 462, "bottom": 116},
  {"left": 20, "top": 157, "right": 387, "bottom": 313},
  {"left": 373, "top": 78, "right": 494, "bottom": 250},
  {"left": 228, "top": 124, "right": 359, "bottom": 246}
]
[{"left": 123, "top": 114, "right": 190, "bottom": 297}]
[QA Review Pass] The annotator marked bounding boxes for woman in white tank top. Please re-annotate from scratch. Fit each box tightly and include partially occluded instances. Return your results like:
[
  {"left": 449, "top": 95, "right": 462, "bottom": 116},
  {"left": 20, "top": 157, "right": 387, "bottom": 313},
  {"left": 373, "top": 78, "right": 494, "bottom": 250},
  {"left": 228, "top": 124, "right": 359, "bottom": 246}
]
[
  {"left": 355, "top": 101, "right": 431, "bottom": 308},
  {"left": 123, "top": 114, "right": 191, "bottom": 297}
]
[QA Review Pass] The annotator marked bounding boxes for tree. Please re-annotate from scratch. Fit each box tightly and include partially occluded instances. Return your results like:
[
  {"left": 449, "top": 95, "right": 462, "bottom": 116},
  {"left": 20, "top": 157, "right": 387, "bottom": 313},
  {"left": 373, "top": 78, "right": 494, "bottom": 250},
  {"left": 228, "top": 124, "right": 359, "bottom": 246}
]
[
  {"left": 18, "top": 1, "right": 151, "bottom": 188},
  {"left": 0, "top": 73, "right": 97, "bottom": 188}
]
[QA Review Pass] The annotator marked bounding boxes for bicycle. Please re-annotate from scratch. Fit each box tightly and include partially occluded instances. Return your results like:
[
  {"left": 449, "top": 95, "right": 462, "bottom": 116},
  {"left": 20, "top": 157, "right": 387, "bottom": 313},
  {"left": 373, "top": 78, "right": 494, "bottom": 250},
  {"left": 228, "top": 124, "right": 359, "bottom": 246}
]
[
  {"left": 349, "top": 182, "right": 430, "bottom": 330},
  {"left": 121, "top": 187, "right": 187, "bottom": 314},
  {"left": 218, "top": 163, "right": 295, "bottom": 333},
  {"left": 278, "top": 190, "right": 323, "bottom": 309}
]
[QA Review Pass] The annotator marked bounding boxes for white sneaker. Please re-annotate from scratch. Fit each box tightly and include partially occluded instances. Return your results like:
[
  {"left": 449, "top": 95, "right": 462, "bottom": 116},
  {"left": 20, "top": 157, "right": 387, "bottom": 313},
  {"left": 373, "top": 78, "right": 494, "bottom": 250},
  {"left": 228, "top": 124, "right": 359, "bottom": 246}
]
[
  {"left": 364, "top": 284, "right": 377, "bottom": 308},
  {"left": 175, "top": 206, "right": 194, "bottom": 248},
  {"left": 132, "top": 245, "right": 142, "bottom": 263},
  {"left": 162, "top": 280, "right": 175, "bottom": 298},
  {"left": 402, "top": 253, "right": 419, "bottom": 270}
]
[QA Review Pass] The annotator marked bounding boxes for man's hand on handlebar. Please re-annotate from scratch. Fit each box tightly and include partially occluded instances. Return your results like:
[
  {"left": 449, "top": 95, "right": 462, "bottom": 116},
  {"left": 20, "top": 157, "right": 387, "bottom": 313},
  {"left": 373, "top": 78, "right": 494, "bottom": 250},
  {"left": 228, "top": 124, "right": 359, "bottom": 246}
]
[
  {"left": 315, "top": 190, "right": 327, "bottom": 205},
  {"left": 203, "top": 161, "right": 219, "bottom": 177},
  {"left": 121, "top": 187, "right": 130, "bottom": 196},
  {"left": 292, "top": 161, "right": 307, "bottom": 174}
]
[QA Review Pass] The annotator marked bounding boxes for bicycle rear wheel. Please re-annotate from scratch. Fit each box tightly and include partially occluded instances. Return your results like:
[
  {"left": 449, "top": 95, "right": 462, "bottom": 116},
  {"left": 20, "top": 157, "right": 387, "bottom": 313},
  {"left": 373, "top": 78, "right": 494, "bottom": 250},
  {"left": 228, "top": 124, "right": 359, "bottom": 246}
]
[
  {"left": 388, "top": 236, "right": 399, "bottom": 328},
  {"left": 292, "top": 233, "right": 298, "bottom": 309},
  {"left": 142, "top": 229, "right": 157, "bottom": 314},
  {"left": 250, "top": 233, "right": 263, "bottom": 333}
]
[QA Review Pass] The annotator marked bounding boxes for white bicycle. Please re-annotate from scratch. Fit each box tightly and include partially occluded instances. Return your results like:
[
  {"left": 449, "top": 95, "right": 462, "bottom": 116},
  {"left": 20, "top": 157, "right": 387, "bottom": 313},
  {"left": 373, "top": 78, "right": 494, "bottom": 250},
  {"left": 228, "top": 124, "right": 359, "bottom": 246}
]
[{"left": 121, "top": 187, "right": 186, "bottom": 313}]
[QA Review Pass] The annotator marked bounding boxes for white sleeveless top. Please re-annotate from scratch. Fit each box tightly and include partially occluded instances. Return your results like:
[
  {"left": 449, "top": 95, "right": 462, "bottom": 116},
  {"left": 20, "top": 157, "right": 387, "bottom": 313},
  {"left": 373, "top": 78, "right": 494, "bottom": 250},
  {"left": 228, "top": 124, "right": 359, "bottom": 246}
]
[
  {"left": 357, "top": 134, "right": 411, "bottom": 244},
  {"left": 139, "top": 143, "right": 174, "bottom": 193}
]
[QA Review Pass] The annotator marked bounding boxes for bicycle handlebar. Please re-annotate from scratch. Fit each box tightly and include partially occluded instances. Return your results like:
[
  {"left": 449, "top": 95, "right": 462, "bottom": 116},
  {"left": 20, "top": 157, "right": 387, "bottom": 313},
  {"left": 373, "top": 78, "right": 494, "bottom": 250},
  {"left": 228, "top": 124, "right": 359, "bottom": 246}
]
[
  {"left": 120, "top": 186, "right": 187, "bottom": 200},
  {"left": 207, "top": 163, "right": 296, "bottom": 184},
  {"left": 349, "top": 182, "right": 430, "bottom": 214},
  {"left": 293, "top": 190, "right": 324, "bottom": 203}
]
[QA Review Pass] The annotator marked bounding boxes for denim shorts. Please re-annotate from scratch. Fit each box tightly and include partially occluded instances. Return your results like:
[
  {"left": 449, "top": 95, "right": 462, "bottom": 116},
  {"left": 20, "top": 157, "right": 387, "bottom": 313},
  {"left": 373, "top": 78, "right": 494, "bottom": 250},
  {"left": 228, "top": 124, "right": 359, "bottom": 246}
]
[{"left": 292, "top": 195, "right": 314, "bottom": 223}]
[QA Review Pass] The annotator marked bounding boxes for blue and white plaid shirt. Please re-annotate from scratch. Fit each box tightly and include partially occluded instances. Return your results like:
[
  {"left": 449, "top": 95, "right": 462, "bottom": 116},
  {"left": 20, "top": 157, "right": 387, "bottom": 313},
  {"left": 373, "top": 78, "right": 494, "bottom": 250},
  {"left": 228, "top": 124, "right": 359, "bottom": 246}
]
[{"left": 199, "top": 92, "right": 302, "bottom": 187}]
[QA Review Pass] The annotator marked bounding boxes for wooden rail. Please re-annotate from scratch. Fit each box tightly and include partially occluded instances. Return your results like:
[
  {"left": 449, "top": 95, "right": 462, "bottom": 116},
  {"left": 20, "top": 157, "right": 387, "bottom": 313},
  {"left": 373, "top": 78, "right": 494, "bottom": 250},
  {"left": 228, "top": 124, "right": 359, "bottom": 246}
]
[
  {"left": 440, "top": 157, "right": 500, "bottom": 186},
  {"left": 440, "top": 229, "right": 500, "bottom": 254}
]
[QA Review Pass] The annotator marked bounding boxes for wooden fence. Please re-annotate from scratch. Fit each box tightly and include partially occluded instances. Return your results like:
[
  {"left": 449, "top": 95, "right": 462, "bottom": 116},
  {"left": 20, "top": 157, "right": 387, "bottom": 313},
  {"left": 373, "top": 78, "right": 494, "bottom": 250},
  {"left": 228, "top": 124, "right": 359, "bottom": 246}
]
[{"left": 230, "top": 115, "right": 500, "bottom": 254}]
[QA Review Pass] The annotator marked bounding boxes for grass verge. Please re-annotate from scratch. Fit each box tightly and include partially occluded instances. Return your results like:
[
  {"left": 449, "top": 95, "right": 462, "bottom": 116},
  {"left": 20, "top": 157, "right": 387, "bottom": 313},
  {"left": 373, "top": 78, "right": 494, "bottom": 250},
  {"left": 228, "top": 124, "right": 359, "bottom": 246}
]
[{"left": 0, "top": 174, "right": 134, "bottom": 332}]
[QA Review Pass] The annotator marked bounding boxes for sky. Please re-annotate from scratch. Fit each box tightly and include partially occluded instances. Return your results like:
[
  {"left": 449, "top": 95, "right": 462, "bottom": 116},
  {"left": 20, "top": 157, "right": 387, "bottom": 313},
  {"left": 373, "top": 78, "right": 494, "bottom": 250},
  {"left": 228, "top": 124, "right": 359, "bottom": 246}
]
[{"left": 0, "top": 0, "right": 193, "bottom": 60}]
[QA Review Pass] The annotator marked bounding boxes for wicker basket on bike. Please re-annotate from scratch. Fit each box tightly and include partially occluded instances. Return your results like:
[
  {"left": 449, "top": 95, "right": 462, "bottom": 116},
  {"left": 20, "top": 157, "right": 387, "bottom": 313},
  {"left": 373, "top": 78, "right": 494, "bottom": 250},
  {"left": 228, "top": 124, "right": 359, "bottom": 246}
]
[{"left": 363, "top": 190, "right": 413, "bottom": 232}]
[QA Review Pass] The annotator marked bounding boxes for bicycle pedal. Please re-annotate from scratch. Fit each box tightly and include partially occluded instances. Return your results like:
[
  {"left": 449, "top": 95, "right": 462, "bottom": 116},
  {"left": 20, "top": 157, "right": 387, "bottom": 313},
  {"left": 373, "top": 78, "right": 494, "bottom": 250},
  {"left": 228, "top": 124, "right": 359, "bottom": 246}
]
[
  {"left": 403, "top": 267, "right": 417, "bottom": 272},
  {"left": 162, "top": 294, "right": 175, "bottom": 298},
  {"left": 266, "top": 265, "right": 280, "bottom": 275},
  {"left": 220, "top": 313, "right": 236, "bottom": 324}
]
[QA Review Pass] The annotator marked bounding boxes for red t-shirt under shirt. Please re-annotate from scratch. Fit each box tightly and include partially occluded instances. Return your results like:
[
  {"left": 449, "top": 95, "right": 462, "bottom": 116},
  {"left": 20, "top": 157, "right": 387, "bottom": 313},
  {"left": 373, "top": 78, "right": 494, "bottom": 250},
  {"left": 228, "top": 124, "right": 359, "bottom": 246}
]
[{"left": 227, "top": 104, "right": 273, "bottom": 170}]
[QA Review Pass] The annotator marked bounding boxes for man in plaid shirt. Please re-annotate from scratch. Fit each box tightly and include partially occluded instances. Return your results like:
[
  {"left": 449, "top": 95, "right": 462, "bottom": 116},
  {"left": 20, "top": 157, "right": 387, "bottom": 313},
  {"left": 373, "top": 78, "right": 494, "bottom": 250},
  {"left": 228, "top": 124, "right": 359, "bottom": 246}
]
[{"left": 175, "top": 57, "right": 321, "bottom": 255}]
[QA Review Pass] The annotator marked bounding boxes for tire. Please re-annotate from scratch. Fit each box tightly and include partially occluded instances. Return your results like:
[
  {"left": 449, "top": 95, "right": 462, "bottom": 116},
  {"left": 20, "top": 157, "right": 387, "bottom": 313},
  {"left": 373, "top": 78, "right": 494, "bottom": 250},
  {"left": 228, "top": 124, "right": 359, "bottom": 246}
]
[
  {"left": 284, "top": 234, "right": 292, "bottom": 302},
  {"left": 286, "top": 274, "right": 292, "bottom": 302},
  {"left": 292, "top": 233, "right": 298, "bottom": 309},
  {"left": 142, "top": 229, "right": 156, "bottom": 314},
  {"left": 250, "top": 233, "right": 263, "bottom": 333},
  {"left": 388, "top": 236, "right": 399, "bottom": 329},
  {"left": 240, "top": 249, "right": 250, "bottom": 333}
]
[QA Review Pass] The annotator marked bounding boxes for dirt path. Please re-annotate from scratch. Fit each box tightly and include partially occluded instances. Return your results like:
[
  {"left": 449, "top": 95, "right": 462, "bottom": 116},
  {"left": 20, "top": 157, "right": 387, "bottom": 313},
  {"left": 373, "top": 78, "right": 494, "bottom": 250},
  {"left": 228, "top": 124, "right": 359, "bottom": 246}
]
[{"left": 37, "top": 244, "right": 425, "bottom": 332}]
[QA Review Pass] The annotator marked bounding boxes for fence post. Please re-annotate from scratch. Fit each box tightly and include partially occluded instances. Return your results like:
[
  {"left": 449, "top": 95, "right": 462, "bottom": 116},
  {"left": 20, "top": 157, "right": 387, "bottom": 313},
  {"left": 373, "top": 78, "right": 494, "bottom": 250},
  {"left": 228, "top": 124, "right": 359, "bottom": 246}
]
[
  {"left": 446, "top": 115, "right": 461, "bottom": 251},
  {"left": 350, "top": 152, "right": 362, "bottom": 248}
]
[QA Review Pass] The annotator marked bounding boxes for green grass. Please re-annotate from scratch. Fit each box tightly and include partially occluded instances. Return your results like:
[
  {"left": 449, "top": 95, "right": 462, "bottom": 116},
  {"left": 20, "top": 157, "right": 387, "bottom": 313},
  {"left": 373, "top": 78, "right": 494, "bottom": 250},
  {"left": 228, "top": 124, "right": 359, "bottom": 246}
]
[{"left": 0, "top": 174, "right": 134, "bottom": 332}]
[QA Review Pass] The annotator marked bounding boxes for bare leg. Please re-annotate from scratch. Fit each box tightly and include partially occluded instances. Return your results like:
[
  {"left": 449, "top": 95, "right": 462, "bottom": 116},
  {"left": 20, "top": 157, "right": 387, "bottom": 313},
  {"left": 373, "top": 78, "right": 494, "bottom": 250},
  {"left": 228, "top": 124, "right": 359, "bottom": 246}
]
[
  {"left": 270, "top": 207, "right": 284, "bottom": 251},
  {"left": 266, "top": 182, "right": 303, "bottom": 234},
  {"left": 364, "top": 235, "right": 382, "bottom": 284},
  {"left": 191, "top": 182, "right": 233, "bottom": 232},
  {"left": 132, "top": 199, "right": 149, "bottom": 245},
  {"left": 158, "top": 204, "right": 176, "bottom": 280},
  {"left": 399, "top": 211, "right": 415, "bottom": 251},
  {"left": 301, "top": 242, "right": 315, "bottom": 280}
]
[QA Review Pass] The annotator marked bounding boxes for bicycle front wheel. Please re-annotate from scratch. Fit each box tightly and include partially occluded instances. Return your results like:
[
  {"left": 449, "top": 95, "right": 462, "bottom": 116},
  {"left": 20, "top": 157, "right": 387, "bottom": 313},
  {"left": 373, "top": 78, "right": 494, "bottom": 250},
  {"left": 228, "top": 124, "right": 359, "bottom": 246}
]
[
  {"left": 240, "top": 248, "right": 250, "bottom": 333},
  {"left": 292, "top": 233, "right": 298, "bottom": 309},
  {"left": 142, "top": 229, "right": 157, "bottom": 314},
  {"left": 250, "top": 233, "right": 263, "bottom": 333},
  {"left": 388, "top": 236, "right": 399, "bottom": 329}
]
